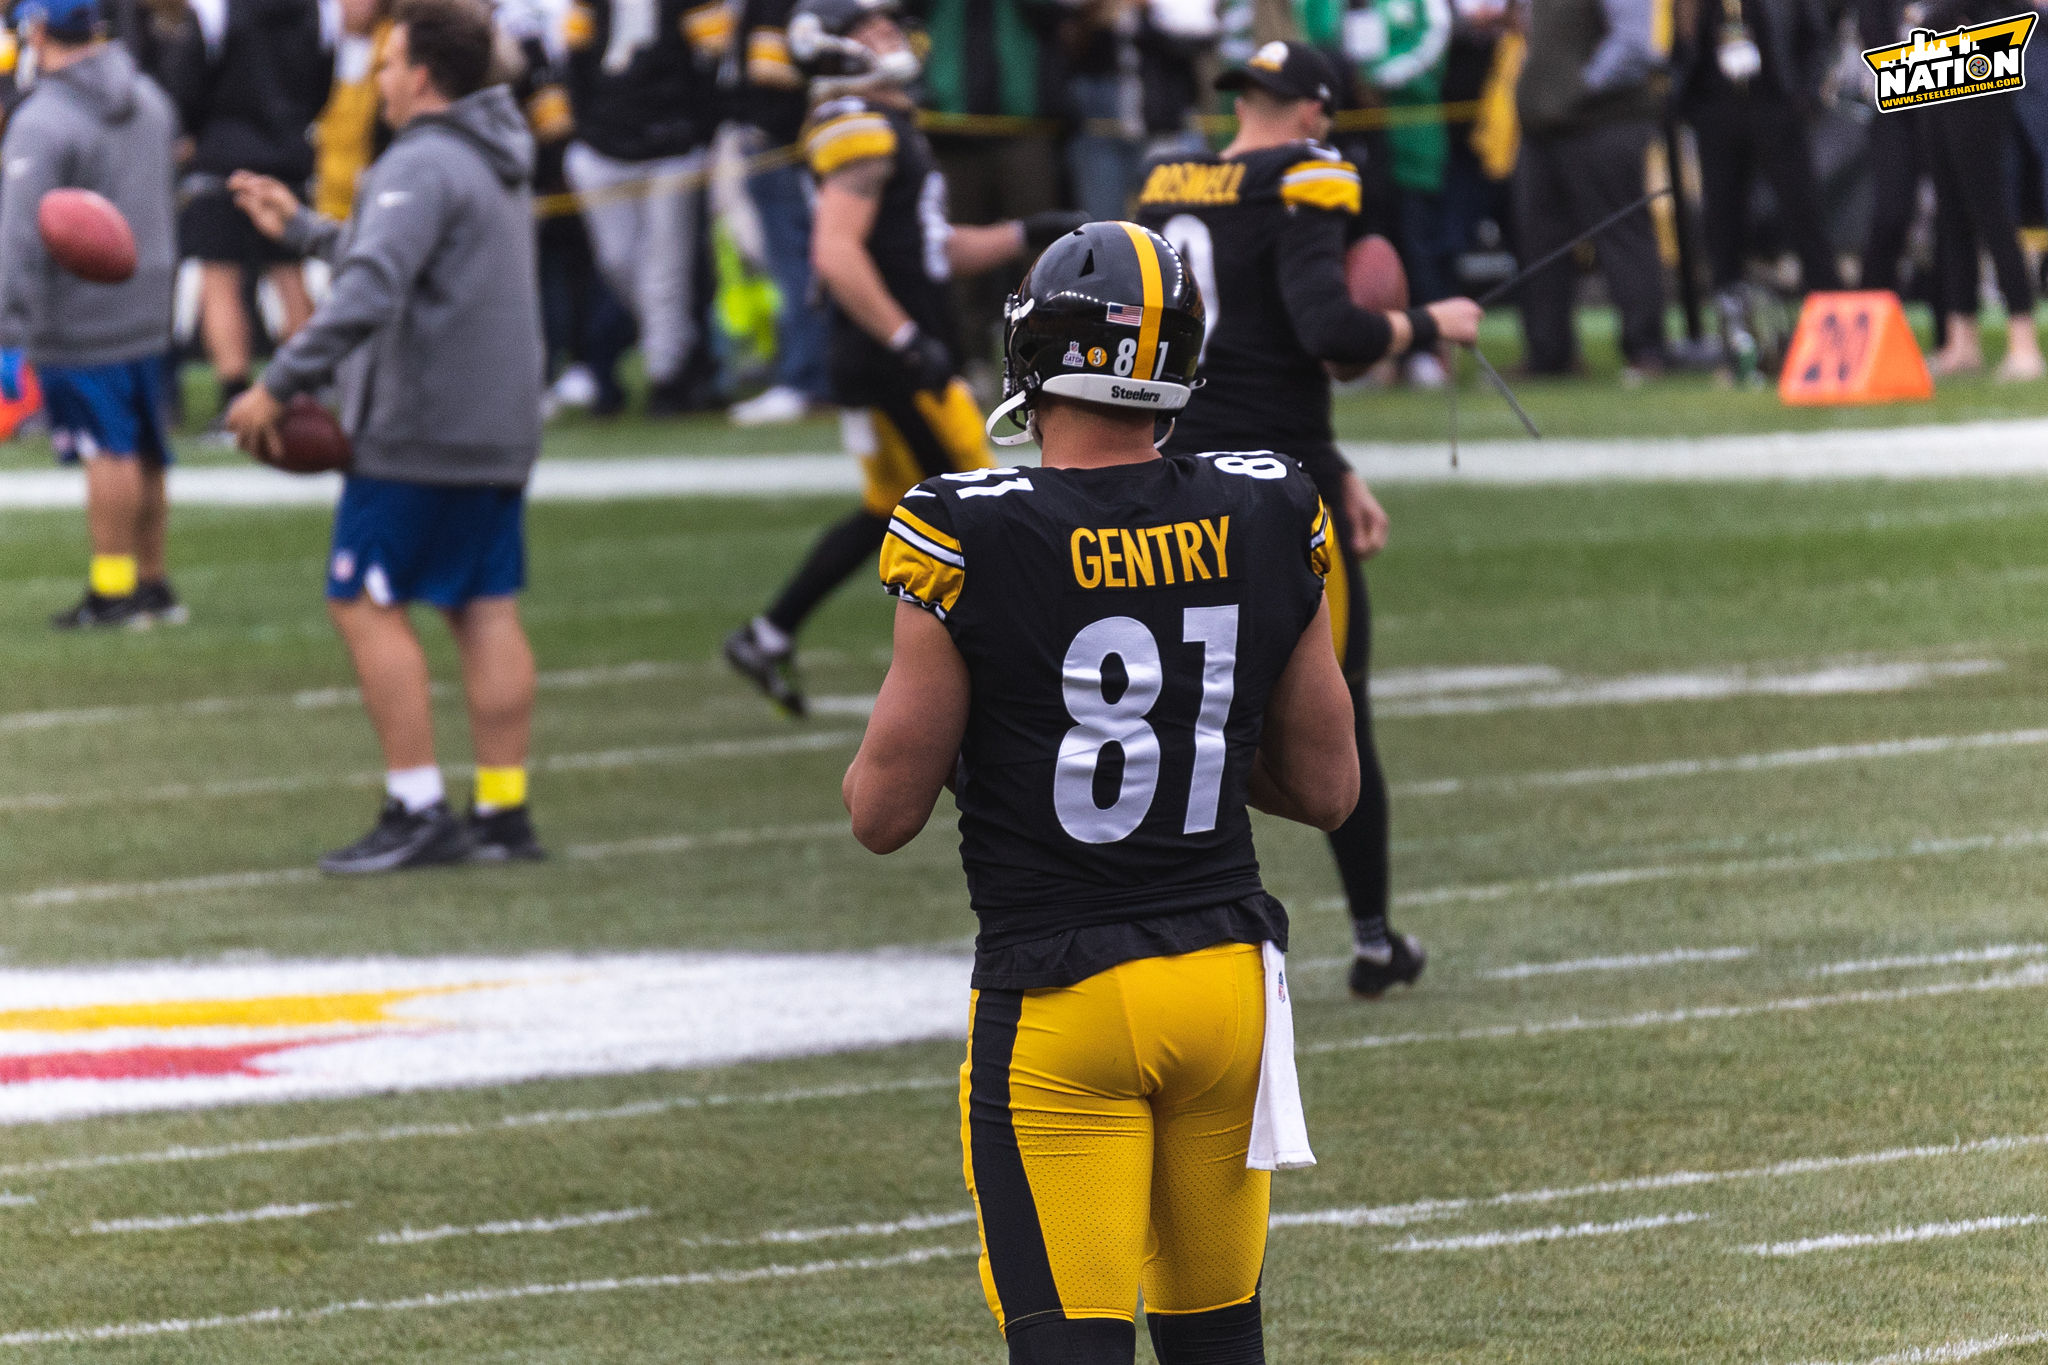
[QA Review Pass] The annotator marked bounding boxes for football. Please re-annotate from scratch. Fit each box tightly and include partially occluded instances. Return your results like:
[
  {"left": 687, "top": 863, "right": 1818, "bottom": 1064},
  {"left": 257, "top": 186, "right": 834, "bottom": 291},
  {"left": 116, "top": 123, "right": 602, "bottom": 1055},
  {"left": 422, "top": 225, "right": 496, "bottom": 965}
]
[
  {"left": 37, "top": 188, "right": 138, "bottom": 284},
  {"left": 1345, "top": 233, "right": 1408, "bottom": 313},
  {"left": 263, "top": 394, "right": 352, "bottom": 475}
]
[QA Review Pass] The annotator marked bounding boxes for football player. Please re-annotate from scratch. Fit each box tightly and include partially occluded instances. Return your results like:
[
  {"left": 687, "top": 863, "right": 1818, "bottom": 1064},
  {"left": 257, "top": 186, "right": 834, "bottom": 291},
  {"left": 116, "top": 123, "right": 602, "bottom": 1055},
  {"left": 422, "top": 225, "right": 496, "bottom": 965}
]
[
  {"left": 1136, "top": 41, "right": 1483, "bottom": 999},
  {"left": 845, "top": 222, "right": 1358, "bottom": 1365},
  {"left": 722, "top": 0, "right": 1082, "bottom": 715}
]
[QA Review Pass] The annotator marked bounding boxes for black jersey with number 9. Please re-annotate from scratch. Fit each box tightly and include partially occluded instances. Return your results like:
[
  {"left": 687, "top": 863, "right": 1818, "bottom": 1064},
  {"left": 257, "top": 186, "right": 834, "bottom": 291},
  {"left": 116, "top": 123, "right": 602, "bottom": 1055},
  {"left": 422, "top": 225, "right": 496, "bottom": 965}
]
[{"left": 880, "top": 452, "right": 1335, "bottom": 959}]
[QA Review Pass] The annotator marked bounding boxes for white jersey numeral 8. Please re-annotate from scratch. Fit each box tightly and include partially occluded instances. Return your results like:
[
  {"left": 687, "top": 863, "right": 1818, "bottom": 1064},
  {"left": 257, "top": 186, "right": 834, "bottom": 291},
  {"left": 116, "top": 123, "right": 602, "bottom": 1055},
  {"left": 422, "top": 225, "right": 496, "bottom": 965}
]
[{"left": 1052, "top": 606, "right": 1241, "bottom": 844}]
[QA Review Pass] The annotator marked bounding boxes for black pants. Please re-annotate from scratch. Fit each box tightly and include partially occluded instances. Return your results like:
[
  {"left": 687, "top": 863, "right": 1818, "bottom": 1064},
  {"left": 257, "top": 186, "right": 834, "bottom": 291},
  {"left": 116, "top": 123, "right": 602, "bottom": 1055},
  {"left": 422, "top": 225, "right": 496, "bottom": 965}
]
[
  {"left": 1860, "top": 108, "right": 1928, "bottom": 296},
  {"left": 1686, "top": 89, "right": 1842, "bottom": 292},
  {"left": 1513, "top": 121, "right": 1668, "bottom": 371},
  {"left": 1924, "top": 97, "right": 2034, "bottom": 318}
]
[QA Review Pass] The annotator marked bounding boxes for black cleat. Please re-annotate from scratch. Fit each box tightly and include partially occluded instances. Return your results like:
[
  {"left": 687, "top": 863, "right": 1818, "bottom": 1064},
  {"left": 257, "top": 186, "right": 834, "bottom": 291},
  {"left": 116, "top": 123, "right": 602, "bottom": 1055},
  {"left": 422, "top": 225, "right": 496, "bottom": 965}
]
[
  {"left": 1349, "top": 932, "right": 1428, "bottom": 999},
  {"left": 466, "top": 804, "right": 547, "bottom": 862},
  {"left": 723, "top": 622, "right": 807, "bottom": 717},
  {"left": 319, "top": 799, "right": 472, "bottom": 875},
  {"left": 51, "top": 590, "right": 145, "bottom": 630},
  {"left": 133, "top": 579, "right": 189, "bottom": 626}
]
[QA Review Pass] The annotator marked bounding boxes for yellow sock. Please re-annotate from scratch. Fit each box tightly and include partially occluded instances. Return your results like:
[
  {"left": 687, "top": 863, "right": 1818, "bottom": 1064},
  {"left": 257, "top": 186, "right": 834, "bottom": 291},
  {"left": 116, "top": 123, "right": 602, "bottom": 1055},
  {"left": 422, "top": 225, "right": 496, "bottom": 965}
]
[
  {"left": 474, "top": 766, "right": 528, "bottom": 813},
  {"left": 89, "top": 554, "right": 137, "bottom": 598}
]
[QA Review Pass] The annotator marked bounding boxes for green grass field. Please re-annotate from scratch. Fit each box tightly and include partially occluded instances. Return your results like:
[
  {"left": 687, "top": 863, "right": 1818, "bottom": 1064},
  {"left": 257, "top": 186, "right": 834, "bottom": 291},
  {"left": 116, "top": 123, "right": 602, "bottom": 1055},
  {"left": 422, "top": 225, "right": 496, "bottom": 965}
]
[{"left": 10, "top": 411, "right": 2048, "bottom": 1360}]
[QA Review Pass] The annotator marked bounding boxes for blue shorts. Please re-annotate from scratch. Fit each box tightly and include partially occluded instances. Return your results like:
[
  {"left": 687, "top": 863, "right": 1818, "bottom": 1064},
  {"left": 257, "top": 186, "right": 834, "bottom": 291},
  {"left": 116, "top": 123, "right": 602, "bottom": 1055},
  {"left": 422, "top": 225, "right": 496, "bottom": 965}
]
[
  {"left": 327, "top": 475, "right": 526, "bottom": 610},
  {"left": 41, "top": 355, "right": 173, "bottom": 465}
]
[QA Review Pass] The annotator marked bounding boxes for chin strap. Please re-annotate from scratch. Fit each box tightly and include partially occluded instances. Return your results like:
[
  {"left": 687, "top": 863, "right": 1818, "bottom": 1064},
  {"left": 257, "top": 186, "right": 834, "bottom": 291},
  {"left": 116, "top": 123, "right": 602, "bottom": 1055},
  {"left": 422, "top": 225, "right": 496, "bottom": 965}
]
[
  {"left": 1154, "top": 417, "right": 1174, "bottom": 450},
  {"left": 985, "top": 388, "right": 1037, "bottom": 447}
]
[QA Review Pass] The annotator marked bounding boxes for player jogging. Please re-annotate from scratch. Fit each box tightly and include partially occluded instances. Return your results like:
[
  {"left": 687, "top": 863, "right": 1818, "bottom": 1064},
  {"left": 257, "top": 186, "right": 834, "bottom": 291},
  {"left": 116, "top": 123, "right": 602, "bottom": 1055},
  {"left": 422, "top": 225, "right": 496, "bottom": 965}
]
[
  {"left": 1136, "top": 41, "right": 1482, "bottom": 998},
  {"left": 722, "top": 0, "right": 1081, "bottom": 715},
  {"left": 845, "top": 221, "right": 1358, "bottom": 1364},
  {"left": 0, "top": 0, "right": 183, "bottom": 628}
]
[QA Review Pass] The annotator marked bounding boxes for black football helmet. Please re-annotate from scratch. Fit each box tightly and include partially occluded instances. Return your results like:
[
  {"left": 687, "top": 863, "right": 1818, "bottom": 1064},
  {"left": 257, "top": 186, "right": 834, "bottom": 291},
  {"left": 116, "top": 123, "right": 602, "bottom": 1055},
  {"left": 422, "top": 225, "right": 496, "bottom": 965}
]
[
  {"left": 988, "top": 220, "right": 1206, "bottom": 446},
  {"left": 787, "top": 0, "right": 920, "bottom": 95}
]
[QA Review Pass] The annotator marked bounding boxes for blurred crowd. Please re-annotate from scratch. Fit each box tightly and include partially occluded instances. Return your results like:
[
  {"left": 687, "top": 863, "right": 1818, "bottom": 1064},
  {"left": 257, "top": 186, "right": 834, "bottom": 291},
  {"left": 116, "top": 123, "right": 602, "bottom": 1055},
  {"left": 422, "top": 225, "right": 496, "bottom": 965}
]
[{"left": 5, "top": 0, "right": 2046, "bottom": 429}]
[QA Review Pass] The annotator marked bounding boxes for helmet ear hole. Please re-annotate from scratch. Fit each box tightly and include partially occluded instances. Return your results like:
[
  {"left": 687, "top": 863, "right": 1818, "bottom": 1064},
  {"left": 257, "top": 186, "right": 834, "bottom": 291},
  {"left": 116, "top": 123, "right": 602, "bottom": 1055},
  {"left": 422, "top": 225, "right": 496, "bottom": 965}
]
[{"left": 1079, "top": 251, "right": 1095, "bottom": 277}]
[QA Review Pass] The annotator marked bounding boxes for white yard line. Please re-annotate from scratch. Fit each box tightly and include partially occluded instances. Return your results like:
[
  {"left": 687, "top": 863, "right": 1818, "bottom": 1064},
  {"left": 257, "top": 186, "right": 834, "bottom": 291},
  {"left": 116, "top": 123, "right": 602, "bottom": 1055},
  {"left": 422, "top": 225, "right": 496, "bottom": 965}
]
[
  {"left": 1371, "top": 665, "right": 1564, "bottom": 697},
  {"left": 1393, "top": 825, "right": 2048, "bottom": 909},
  {"left": 78, "top": 1201, "right": 346, "bottom": 1235},
  {"left": 1795, "top": 1328, "right": 2048, "bottom": 1365},
  {"left": 0, "top": 731, "right": 862, "bottom": 817},
  {"left": 1391, "top": 727, "right": 2048, "bottom": 800},
  {"left": 2, "top": 820, "right": 858, "bottom": 910},
  {"left": 0, "top": 1244, "right": 980, "bottom": 1348},
  {"left": 0, "top": 1193, "right": 31, "bottom": 1208},
  {"left": 1479, "top": 947, "right": 1754, "bottom": 980},
  {"left": 374, "top": 1207, "right": 653, "bottom": 1246},
  {"left": 1343, "top": 418, "right": 2048, "bottom": 483},
  {"left": 1745, "top": 1214, "right": 2047, "bottom": 1258},
  {"left": 1809, "top": 945, "right": 2048, "bottom": 977},
  {"left": 1303, "top": 965, "right": 2048, "bottom": 1055},
  {"left": 0, "top": 1076, "right": 955, "bottom": 1181},
  {"left": 0, "top": 659, "right": 699, "bottom": 738},
  {"left": 1375, "top": 660, "right": 1999, "bottom": 720},
  {"left": 1381, "top": 1212, "right": 1706, "bottom": 1253},
  {"left": 683, "top": 1209, "right": 979, "bottom": 1248},
  {"left": 1271, "top": 1131, "right": 2048, "bottom": 1231}
]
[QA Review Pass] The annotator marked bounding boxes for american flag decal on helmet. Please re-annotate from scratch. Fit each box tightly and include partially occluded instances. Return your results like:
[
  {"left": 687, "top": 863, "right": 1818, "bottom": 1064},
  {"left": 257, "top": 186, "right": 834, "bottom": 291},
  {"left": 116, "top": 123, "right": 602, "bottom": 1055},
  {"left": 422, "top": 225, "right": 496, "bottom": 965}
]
[{"left": 1105, "top": 302, "right": 1145, "bottom": 326}]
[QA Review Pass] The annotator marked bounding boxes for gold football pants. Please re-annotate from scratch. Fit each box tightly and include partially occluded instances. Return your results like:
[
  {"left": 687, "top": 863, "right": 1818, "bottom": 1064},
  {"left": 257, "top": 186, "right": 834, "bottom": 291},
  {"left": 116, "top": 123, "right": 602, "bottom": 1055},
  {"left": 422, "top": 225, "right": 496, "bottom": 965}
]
[
  {"left": 959, "top": 941, "right": 1270, "bottom": 1335},
  {"left": 852, "top": 378, "right": 994, "bottom": 517}
]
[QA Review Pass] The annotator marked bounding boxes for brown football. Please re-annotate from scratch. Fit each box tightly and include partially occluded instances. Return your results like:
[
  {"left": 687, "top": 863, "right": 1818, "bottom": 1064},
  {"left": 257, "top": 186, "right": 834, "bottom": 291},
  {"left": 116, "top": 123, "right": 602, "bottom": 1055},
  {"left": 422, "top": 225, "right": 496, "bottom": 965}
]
[
  {"left": 38, "top": 188, "right": 137, "bottom": 284},
  {"left": 1345, "top": 233, "right": 1408, "bottom": 313},
  {"left": 264, "top": 395, "right": 352, "bottom": 475}
]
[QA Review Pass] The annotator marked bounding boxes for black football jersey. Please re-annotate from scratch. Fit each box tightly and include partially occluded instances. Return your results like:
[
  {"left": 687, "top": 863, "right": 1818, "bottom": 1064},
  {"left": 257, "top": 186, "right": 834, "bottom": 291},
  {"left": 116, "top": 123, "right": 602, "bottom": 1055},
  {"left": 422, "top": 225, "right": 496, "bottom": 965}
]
[
  {"left": 1135, "top": 140, "right": 1363, "bottom": 452},
  {"left": 802, "top": 96, "right": 958, "bottom": 397},
  {"left": 880, "top": 453, "right": 1335, "bottom": 959}
]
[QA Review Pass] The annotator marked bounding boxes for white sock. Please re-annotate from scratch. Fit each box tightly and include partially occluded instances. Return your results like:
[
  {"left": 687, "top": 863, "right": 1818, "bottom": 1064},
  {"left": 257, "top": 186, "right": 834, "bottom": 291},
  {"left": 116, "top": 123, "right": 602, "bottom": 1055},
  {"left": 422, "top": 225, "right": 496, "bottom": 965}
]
[
  {"left": 386, "top": 766, "right": 445, "bottom": 814},
  {"left": 751, "top": 616, "right": 792, "bottom": 654}
]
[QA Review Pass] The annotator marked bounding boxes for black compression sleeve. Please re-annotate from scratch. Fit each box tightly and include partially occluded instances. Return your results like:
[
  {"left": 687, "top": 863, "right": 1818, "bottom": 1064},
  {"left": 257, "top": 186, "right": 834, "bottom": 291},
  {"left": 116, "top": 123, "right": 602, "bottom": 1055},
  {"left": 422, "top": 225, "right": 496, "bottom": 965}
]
[
  {"left": 1275, "top": 209, "right": 1396, "bottom": 366},
  {"left": 1404, "top": 306, "right": 1439, "bottom": 354}
]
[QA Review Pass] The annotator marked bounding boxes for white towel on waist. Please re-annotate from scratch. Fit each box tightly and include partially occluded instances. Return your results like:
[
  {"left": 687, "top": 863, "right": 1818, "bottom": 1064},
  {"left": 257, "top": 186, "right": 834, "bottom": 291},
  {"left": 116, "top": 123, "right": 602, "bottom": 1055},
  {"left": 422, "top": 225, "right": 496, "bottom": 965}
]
[{"left": 1247, "top": 941, "right": 1316, "bottom": 1171}]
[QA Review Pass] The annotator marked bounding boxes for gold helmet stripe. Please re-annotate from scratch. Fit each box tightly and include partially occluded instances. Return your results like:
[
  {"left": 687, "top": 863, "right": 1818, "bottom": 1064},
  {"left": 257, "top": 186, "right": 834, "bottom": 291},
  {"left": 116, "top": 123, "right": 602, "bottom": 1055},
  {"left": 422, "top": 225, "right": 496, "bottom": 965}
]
[{"left": 1114, "top": 220, "right": 1164, "bottom": 381}]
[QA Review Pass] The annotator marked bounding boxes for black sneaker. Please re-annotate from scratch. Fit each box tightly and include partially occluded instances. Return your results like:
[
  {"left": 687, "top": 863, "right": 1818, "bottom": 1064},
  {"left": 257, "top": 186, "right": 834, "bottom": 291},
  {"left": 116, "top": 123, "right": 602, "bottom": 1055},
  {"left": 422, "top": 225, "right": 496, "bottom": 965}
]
[
  {"left": 134, "top": 580, "right": 189, "bottom": 626},
  {"left": 467, "top": 805, "right": 546, "bottom": 862},
  {"left": 723, "top": 622, "right": 807, "bottom": 717},
  {"left": 1349, "top": 932, "right": 1428, "bottom": 1000},
  {"left": 51, "top": 590, "right": 145, "bottom": 630},
  {"left": 318, "top": 799, "right": 472, "bottom": 875}
]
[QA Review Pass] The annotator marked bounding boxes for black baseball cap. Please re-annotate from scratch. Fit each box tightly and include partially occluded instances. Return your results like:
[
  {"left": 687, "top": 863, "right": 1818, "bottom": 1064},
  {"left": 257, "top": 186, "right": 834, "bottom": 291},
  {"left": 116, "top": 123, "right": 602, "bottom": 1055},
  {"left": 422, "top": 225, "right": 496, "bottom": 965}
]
[{"left": 1216, "top": 40, "right": 1339, "bottom": 112}]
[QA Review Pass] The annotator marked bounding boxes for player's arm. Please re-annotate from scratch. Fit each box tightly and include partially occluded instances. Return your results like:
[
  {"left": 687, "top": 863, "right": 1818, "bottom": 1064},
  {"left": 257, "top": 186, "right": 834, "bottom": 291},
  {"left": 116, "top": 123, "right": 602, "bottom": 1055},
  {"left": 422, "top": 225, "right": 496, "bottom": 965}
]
[
  {"left": 0, "top": 116, "right": 64, "bottom": 352},
  {"left": 948, "top": 210, "right": 1088, "bottom": 278},
  {"left": 844, "top": 602, "right": 971, "bottom": 853},
  {"left": 1249, "top": 596, "right": 1359, "bottom": 831},
  {"left": 258, "top": 152, "right": 452, "bottom": 402},
  {"left": 812, "top": 155, "right": 915, "bottom": 347}
]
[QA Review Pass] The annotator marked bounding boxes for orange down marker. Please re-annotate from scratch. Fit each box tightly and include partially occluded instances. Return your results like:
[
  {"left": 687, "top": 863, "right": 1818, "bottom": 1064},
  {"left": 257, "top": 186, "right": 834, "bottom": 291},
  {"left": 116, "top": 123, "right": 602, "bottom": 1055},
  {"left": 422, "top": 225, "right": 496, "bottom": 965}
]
[{"left": 1779, "top": 290, "right": 1933, "bottom": 406}]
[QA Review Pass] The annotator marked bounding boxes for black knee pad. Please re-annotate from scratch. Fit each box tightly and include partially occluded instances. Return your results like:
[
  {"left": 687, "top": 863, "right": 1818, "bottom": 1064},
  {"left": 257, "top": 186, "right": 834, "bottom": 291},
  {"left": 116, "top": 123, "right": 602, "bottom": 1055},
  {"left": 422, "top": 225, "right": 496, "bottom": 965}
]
[
  {"left": 1006, "top": 1315, "right": 1137, "bottom": 1365},
  {"left": 1145, "top": 1295, "right": 1265, "bottom": 1365}
]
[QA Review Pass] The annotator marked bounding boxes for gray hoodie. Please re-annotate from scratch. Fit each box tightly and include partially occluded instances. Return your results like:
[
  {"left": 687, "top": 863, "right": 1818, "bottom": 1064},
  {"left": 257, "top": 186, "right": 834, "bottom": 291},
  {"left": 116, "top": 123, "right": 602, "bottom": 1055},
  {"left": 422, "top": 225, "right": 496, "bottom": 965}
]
[
  {"left": 0, "top": 44, "right": 177, "bottom": 366},
  {"left": 264, "top": 86, "right": 544, "bottom": 487}
]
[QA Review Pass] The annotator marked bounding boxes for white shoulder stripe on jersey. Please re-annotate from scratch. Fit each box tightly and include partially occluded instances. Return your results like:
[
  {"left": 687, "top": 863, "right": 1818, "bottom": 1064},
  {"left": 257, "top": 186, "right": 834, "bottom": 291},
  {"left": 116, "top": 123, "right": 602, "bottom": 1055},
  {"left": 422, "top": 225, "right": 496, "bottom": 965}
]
[{"left": 886, "top": 519, "right": 965, "bottom": 569}]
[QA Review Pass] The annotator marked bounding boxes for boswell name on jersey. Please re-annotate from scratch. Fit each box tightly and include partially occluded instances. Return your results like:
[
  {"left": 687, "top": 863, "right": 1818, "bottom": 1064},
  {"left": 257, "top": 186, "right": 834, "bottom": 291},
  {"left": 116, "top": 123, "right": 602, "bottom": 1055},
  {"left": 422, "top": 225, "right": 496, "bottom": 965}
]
[
  {"left": 877, "top": 450, "right": 1335, "bottom": 987},
  {"left": 1134, "top": 140, "right": 1373, "bottom": 453}
]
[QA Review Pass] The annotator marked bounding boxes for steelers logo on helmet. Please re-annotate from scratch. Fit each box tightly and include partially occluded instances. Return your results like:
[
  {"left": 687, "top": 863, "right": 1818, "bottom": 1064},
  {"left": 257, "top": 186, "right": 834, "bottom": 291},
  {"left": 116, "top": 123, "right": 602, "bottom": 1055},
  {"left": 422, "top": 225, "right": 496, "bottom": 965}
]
[{"left": 987, "top": 220, "right": 1206, "bottom": 445}]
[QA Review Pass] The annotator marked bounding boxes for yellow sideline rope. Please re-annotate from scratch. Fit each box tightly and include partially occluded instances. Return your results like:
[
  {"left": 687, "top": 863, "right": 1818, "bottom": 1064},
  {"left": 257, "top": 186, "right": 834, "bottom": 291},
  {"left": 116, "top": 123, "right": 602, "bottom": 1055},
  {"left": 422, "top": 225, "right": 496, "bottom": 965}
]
[{"left": 528, "top": 99, "right": 1481, "bottom": 221}]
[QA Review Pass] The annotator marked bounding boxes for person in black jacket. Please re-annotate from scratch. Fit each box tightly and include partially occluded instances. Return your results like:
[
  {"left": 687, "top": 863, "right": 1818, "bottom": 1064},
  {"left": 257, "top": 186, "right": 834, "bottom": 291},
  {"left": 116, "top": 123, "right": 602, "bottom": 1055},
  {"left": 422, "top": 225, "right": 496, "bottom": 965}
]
[
  {"left": 1671, "top": 0, "right": 1842, "bottom": 299},
  {"left": 560, "top": 0, "right": 722, "bottom": 414},
  {"left": 1910, "top": 0, "right": 2043, "bottom": 379},
  {"left": 171, "top": 0, "right": 332, "bottom": 427}
]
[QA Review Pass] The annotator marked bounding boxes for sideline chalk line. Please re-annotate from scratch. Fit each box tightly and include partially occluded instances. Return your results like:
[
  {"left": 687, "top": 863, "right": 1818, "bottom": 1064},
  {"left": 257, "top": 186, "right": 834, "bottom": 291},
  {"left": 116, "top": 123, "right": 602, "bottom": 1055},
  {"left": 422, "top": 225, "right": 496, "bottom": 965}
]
[
  {"left": 1746, "top": 1213, "right": 2048, "bottom": 1259},
  {"left": 0, "top": 1244, "right": 981, "bottom": 1348}
]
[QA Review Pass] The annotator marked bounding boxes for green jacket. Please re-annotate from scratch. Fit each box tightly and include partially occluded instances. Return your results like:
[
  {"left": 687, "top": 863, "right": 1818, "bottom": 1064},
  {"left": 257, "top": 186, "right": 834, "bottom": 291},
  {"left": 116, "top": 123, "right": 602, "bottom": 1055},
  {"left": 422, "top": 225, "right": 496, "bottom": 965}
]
[{"left": 1346, "top": 0, "right": 1451, "bottom": 192}]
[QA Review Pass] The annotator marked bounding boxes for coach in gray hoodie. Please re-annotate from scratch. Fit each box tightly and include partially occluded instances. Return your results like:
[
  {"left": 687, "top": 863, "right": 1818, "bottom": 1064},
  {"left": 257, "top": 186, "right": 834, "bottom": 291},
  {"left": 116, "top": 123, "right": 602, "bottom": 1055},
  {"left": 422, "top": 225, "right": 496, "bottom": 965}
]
[
  {"left": 0, "top": 0, "right": 182, "bottom": 629},
  {"left": 226, "top": 0, "right": 549, "bottom": 875}
]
